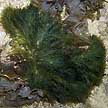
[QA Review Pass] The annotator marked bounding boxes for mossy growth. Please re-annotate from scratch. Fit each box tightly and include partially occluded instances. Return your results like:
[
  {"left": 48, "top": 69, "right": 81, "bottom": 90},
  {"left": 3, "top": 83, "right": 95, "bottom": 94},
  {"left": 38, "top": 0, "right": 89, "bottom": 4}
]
[{"left": 1, "top": 5, "right": 106, "bottom": 104}]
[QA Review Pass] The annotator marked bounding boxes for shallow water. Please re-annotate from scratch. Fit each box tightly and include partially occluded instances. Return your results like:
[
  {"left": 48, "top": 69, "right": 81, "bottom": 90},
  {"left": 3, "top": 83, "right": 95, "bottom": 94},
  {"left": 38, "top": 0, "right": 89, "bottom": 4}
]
[{"left": 0, "top": 0, "right": 108, "bottom": 108}]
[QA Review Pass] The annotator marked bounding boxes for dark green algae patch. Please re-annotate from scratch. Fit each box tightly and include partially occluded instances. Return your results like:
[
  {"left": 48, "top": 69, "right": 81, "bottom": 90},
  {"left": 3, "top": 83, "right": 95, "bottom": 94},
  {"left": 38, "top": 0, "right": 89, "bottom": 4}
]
[{"left": 1, "top": 5, "right": 106, "bottom": 104}]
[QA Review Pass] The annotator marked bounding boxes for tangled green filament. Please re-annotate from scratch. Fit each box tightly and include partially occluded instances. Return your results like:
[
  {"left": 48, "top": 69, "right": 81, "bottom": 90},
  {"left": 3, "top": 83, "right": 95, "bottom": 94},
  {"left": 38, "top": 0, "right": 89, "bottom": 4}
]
[{"left": 1, "top": 5, "right": 106, "bottom": 103}]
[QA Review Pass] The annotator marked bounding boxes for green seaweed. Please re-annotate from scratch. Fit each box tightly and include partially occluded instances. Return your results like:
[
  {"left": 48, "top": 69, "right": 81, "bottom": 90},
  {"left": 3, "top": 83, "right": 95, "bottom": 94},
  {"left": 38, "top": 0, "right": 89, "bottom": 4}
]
[{"left": 1, "top": 5, "right": 106, "bottom": 103}]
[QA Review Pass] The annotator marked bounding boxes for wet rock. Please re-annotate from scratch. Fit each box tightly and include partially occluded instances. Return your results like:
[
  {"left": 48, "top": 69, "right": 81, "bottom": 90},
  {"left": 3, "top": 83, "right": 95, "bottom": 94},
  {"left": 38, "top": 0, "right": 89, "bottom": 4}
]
[
  {"left": 18, "top": 86, "right": 31, "bottom": 98},
  {"left": 37, "top": 90, "right": 44, "bottom": 97}
]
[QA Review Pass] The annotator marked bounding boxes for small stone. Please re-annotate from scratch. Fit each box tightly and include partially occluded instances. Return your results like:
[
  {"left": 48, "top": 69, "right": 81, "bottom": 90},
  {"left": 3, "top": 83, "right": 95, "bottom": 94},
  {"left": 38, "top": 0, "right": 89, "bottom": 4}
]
[
  {"left": 18, "top": 86, "right": 31, "bottom": 98},
  {"left": 37, "top": 90, "right": 44, "bottom": 97}
]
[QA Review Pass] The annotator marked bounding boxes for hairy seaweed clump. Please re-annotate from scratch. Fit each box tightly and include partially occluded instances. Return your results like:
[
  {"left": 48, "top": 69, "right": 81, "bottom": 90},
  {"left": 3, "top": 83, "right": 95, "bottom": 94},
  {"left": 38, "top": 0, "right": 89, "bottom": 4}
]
[{"left": 1, "top": 5, "right": 106, "bottom": 103}]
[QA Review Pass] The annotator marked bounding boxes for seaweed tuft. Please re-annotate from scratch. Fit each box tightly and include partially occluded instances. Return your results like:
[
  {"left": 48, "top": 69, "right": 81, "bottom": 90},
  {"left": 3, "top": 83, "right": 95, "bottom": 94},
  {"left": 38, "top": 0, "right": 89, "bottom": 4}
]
[{"left": 1, "top": 5, "right": 106, "bottom": 104}]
